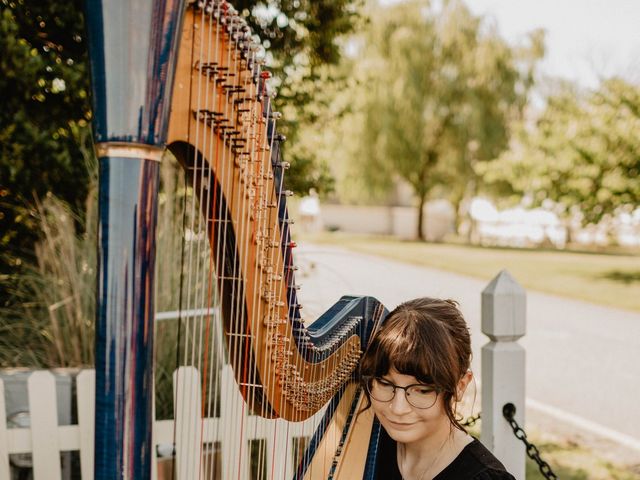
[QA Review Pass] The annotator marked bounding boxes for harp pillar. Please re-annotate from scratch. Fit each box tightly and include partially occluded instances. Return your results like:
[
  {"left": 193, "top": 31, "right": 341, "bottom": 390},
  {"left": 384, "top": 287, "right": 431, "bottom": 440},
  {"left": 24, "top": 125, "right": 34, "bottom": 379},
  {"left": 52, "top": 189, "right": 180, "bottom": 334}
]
[{"left": 84, "top": 1, "right": 185, "bottom": 478}]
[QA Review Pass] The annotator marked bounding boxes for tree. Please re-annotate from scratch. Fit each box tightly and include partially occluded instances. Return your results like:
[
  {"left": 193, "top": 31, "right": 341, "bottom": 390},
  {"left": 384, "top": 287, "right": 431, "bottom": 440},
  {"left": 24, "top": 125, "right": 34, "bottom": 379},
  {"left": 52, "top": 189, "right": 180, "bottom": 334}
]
[
  {"left": 233, "top": 0, "right": 365, "bottom": 195},
  {"left": 0, "top": 0, "right": 91, "bottom": 305},
  {"left": 0, "top": 0, "right": 364, "bottom": 305},
  {"left": 343, "top": 0, "right": 541, "bottom": 240},
  {"left": 480, "top": 78, "right": 640, "bottom": 235}
]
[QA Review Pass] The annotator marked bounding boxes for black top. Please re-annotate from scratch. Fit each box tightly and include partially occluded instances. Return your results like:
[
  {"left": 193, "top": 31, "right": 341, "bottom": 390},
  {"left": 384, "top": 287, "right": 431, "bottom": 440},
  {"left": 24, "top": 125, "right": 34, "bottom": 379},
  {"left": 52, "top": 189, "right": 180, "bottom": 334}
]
[{"left": 375, "top": 430, "right": 516, "bottom": 480}]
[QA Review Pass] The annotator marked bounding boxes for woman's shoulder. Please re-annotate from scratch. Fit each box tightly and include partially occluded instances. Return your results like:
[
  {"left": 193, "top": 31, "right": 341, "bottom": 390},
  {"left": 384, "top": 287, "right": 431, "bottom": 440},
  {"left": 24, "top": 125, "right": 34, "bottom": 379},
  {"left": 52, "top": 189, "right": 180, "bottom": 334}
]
[{"left": 435, "top": 438, "right": 516, "bottom": 480}]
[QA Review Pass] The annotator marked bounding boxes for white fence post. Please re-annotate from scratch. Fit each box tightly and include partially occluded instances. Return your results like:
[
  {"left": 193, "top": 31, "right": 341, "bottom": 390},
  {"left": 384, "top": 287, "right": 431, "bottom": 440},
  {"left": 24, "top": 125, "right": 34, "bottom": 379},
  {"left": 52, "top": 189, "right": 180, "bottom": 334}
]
[
  {"left": 481, "top": 270, "right": 526, "bottom": 480},
  {"left": 0, "top": 378, "right": 11, "bottom": 479},
  {"left": 151, "top": 375, "right": 158, "bottom": 480},
  {"left": 174, "top": 366, "right": 203, "bottom": 480},
  {"left": 76, "top": 370, "right": 95, "bottom": 480},
  {"left": 219, "top": 365, "right": 248, "bottom": 480},
  {"left": 28, "top": 371, "right": 62, "bottom": 480}
]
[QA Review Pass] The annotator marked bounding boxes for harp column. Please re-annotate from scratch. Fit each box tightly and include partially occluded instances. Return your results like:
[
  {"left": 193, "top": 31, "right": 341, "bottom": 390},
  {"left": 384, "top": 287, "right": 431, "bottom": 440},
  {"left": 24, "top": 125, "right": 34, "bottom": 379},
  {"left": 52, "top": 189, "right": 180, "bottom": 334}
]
[{"left": 84, "top": 1, "right": 185, "bottom": 479}]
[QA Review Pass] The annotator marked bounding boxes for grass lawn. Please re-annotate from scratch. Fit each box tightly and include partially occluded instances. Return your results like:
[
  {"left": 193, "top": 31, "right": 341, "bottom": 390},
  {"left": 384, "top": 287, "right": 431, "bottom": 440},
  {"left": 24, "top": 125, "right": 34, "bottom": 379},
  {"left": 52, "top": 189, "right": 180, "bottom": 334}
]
[
  {"left": 523, "top": 439, "right": 640, "bottom": 480},
  {"left": 463, "top": 424, "right": 640, "bottom": 480},
  {"left": 298, "top": 232, "right": 640, "bottom": 312}
]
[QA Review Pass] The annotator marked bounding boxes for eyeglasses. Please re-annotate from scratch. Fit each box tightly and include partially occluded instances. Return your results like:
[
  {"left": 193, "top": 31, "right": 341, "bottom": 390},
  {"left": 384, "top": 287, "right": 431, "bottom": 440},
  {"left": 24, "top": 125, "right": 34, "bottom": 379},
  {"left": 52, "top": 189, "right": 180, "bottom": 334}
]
[{"left": 364, "top": 376, "right": 440, "bottom": 409}]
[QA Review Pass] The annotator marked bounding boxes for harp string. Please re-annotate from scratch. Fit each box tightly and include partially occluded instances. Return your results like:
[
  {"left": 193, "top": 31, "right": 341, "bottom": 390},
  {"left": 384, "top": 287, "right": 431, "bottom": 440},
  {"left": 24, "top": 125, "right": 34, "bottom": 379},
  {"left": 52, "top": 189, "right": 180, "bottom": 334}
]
[
  {"left": 248, "top": 68, "right": 265, "bottom": 479},
  {"left": 168, "top": 87, "right": 191, "bottom": 480},
  {"left": 226, "top": 15, "right": 249, "bottom": 480},
  {"left": 243, "top": 43, "right": 276, "bottom": 480},
  {"left": 202, "top": 5, "right": 222, "bottom": 477},
  {"left": 200, "top": 5, "right": 222, "bottom": 478},
  {"left": 263, "top": 65, "right": 312, "bottom": 473},
  {"left": 231, "top": 33, "right": 253, "bottom": 480},
  {"left": 196, "top": 10, "right": 215, "bottom": 478},
  {"left": 265, "top": 103, "right": 288, "bottom": 480},
  {"left": 246, "top": 57, "right": 271, "bottom": 480},
  {"left": 241, "top": 38, "right": 258, "bottom": 480},
  {"left": 183, "top": 16, "right": 201, "bottom": 480},
  {"left": 216, "top": 11, "right": 256, "bottom": 478},
  {"left": 252, "top": 41, "right": 269, "bottom": 480},
  {"left": 171, "top": 5, "right": 203, "bottom": 480},
  {"left": 204, "top": 5, "right": 227, "bottom": 478},
  {"left": 203, "top": 5, "right": 224, "bottom": 479},
  {"left": 184, "top": 4, "right": 219, "bottom": 478},
  {"left": 172, "top": 3, "right": 341, "bottom": 478}
]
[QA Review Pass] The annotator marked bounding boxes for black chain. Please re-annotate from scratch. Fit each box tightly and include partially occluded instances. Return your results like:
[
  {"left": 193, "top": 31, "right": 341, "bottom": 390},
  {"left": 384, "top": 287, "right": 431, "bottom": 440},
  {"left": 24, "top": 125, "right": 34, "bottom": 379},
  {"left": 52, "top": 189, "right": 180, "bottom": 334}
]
[
  {"left": 461, "top": 412, "right": 481, "bottom": 427},
  {"left": 503, "top": 403, "right": 558, "bottom": 480}
]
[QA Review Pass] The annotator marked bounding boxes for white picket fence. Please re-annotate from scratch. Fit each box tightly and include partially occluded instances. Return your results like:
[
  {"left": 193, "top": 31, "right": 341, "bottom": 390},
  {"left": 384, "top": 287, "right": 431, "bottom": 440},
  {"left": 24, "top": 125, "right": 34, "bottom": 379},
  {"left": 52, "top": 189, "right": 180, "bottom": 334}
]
[
  {"left": 0, "top": 366, "right": 321, "bottom": 480},
  {"left": 0, "top": 271, "right": 528, "bottom": 479}
]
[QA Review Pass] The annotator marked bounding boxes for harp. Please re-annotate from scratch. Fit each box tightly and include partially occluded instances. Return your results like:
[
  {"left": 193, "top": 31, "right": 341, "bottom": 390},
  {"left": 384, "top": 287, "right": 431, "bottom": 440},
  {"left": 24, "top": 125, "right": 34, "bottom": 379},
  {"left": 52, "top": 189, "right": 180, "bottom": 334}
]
[{"left": 86, "top": 1, "right": 387, "bottom": 478}]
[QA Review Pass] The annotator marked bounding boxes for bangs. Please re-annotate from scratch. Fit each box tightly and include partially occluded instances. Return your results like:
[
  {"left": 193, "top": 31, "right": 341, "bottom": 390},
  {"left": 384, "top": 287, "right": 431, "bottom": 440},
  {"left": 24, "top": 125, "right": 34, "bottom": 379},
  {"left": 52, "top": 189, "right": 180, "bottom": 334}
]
[
  {"left": 360, "top": 305, "right": 463, "bottom": 393},
  {"left": 372, "top": 327, "right": 436, "bottom": 385},
  {"left": 362, "top": 318, "right": 442, "bottom": 389}
]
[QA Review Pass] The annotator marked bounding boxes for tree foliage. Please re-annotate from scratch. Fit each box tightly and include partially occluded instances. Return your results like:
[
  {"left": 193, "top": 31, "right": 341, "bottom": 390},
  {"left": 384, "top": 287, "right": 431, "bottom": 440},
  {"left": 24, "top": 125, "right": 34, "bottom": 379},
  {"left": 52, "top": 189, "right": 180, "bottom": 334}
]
[
  {"left": 343, "top": 0, "right": 541, "bottom": 239},
  {"left": 481, "top": 78, "right": 640, "bottom": 226},
  {"left": 234, "top": 0, "right": 364, "bottom": 195},
  {"left": 0, "top": 0, "right": 91, "bottom": 303},
  {"left": 0, "top": 0, "right": 362, "bottom": 304}
]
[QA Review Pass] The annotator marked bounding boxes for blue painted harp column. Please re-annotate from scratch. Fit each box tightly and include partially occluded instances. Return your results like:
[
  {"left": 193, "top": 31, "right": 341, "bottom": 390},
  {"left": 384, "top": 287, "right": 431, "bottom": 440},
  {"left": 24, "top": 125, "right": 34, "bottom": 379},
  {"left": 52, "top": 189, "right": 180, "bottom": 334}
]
[{"left": 84, "top": 1, "right": 185, "bottom": 478}]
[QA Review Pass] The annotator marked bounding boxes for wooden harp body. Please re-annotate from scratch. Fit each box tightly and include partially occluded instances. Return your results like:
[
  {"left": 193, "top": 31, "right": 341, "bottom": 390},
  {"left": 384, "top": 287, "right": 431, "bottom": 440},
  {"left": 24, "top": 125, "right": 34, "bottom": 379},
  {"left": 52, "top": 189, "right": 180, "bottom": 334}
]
[{"left": 85, "top": 1, "right": 387, "bottom": 478}]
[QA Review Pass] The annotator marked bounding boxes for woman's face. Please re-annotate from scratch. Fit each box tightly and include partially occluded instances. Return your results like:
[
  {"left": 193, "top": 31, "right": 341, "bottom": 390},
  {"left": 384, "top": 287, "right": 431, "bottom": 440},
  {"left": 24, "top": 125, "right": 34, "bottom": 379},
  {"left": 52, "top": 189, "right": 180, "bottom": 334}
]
[{"left": 370, "top": 368, "right": 451, "bottom": 445}]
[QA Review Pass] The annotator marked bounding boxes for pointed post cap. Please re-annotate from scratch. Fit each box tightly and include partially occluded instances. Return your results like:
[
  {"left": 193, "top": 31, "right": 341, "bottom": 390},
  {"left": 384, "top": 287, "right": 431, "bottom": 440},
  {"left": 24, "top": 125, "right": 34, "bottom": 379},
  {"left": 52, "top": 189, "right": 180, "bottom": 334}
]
[{"left": 481, "top": 270, "right": 526, "bottom": 340}]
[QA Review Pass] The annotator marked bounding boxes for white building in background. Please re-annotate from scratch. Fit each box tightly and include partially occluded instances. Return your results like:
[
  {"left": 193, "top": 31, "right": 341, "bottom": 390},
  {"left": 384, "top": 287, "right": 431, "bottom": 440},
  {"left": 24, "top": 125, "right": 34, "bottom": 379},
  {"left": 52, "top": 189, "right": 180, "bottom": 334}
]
[
  {"left": 468, "top": 198, "right": 640, "bottom": 248},
  {"left": 468, "top": 198, "right": 567, "bottom": 248},
  {"left": 306, "top": 195, "right": 640, "bottom": 248},
  {"left": 313, "top": 200, "right": 455, "bottom": 241}
]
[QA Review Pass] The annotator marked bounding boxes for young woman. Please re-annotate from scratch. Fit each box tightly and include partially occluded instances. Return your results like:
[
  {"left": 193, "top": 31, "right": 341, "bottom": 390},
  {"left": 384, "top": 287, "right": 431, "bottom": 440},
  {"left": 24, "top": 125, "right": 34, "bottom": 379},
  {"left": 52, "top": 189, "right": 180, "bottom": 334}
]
[{"left": 360, "top": 297, "right": 515, "bottom": 480}]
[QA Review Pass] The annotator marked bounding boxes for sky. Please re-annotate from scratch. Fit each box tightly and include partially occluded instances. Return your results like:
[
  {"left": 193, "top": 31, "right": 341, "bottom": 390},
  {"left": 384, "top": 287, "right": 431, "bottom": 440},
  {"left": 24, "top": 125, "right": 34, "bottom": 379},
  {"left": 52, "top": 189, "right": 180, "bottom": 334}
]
[
  {"left": 465, "top": 0, "right": 640, "bottom": 88},
  {"left": 381, "top": 0, "right": 640, "bottom": 89}
]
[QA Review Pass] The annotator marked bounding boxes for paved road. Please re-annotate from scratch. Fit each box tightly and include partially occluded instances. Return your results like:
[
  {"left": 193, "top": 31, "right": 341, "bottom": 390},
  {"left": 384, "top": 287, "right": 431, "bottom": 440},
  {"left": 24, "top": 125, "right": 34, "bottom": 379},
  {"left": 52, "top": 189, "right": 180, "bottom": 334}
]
[{"left": 295, "top": 243, "right": 640, "bottom": 453}]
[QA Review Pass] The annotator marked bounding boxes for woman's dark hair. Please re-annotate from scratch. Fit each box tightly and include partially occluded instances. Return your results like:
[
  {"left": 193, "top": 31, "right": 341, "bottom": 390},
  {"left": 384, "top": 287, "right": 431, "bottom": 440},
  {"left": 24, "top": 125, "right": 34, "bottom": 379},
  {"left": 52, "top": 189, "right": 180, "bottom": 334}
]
[{"left": 359, "top": 297, "right": 472, "bottom": 431}]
